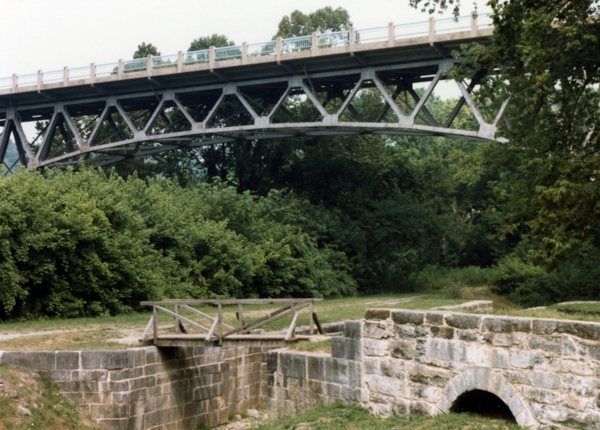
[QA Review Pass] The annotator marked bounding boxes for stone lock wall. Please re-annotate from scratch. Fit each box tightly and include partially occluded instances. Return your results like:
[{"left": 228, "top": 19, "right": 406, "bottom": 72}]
[
  {"left": 0, "top": 340, "right": 286, "bottom": 430},
  {"left": 268, "top": 309, "right": 600, "bottom": 429}
]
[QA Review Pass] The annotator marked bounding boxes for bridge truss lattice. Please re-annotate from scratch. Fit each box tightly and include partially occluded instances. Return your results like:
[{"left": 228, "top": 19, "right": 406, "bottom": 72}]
[{"left": 0, "top": 27, "right": 508, "bottom": 173}]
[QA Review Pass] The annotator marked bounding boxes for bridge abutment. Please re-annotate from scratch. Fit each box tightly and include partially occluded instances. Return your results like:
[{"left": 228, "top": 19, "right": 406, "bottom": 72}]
[
  {"left": 268, "top": 309, "right": 600, "bottom": 429},
  {"left": 0, "top": 340, "right": 287, "bottom": 429}
]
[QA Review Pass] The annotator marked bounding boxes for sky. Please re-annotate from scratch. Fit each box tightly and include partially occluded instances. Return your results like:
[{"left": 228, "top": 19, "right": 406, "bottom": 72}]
[{"left": 0, "top": 0, "right": 493, "bottom": 79}]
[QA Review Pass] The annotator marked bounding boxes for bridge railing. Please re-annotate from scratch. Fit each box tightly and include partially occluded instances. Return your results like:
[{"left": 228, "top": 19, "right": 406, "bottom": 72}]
[
  {"left": 395, "top": 20, "right": 430, "bottom": 38},
  {"left": 356, "top": 27, "right": 389, "bottom": 44},
  {"left": 247, "top": 41, "right": 276, "bottom": 57},
  {"left": 95, "top": 62, "right": 118, "bottom": 77},
  {"left": 4, "top": 12, "right": 494, "bottom": 91},
  {"left": 184, "top": 50, "right": 210, "bottom": 65},
  {"left": 215, "top": 45, "right": 243, "bottom": 61},
  {"left": 152, "top": 53, "right": 178, "bottom": 69},
  {"left": 282, "top": 36, "right": 312, "bottom": 53},
  {"left": 0, "top": 77, "right": 11, "bottom": 90},
  {"left": 140, "top": 298, "right": 324, "bottom": 345},
  {"left": 68, "top": 66, "right": 89, "bottom": 80}
]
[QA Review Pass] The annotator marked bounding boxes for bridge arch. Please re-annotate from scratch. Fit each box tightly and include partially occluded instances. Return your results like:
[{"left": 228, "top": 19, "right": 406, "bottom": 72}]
[{"left": 437, "top": 367, "right": 536, "bottom": 428}]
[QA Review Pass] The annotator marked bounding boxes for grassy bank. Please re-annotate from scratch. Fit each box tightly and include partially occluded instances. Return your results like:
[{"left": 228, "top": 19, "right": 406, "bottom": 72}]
[
  {"left": 0, "top": 364, "right": 98, "bottom": 430},
  {"left": 3, "top": 287, "right": 600, "bottom": 351},
  {"left": 244, "top": 401, "right": 524, "bottom": 430}
]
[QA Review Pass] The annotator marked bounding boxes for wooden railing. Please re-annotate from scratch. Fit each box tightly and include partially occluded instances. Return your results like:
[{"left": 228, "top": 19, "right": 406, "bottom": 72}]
[{"left": 140, "top": 299, "right": 324, "bottom": 345}]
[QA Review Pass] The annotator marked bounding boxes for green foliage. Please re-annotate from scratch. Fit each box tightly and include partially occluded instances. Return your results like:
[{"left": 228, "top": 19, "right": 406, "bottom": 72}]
[
  {"left": 188, "top": 34, "right": 234, "bottom": 51},
  {"left": 413, "top": 265, "right": 494, "bottom": 291},
  {"left": 408, "top": 0, "right": 462, "bottom": 17},
  {"left": 450, "top": 1, "right": 600, "bottom": 268},
  {"left": 133, "top": 42, "right": 160, "bottom": 59},
  {"left": 0, "top": 169, "right": 355, "bottom": 320},
  {"left": 490, "top": 247, "right": 600, "bottom": 307},
  {"left": 254, "top": 401, "right": 524, "bottom": 430},
  {"left": 273, "top": 7, "right": 352, "bottom": 38}
]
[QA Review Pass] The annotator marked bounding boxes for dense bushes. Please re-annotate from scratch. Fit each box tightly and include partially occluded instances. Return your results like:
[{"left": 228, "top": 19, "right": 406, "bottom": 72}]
[
  {"left": 489, "top": 248, "right": 600, "bottom": 307},
  {"left": 0, "top": 169, "right": 355, "bottom": 320}
]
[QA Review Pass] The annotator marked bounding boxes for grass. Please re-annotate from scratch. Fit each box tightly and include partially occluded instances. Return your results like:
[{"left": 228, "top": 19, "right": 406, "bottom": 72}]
[
  {"left": 548, "top": 302, "right": 600, "bottom": 312},
  {"left": 0, "top": 293, "right": 440, "bottom": 351},
  {"left": 288, "top": 339, "right": 332, "bottom": 354},
  {"left": 0, "top": 364, "right": 98, "bottom": 430},
  {"left": 4, "top": 288, "right": 600, "bottom": 351},
  {"left": 253, "top": 401, "right": 524, "bottom": 430}
]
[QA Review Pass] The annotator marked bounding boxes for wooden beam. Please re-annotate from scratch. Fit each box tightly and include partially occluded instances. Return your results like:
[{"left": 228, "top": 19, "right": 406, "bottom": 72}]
[
  {"left": 285, "top": 313, "right": 299, "bottom": 340},
  {"left": 205, "top": 318, "right": 219, "bottom": 343},
  {"left": 142, "top": 315, "right": 154, "bottom": 341},
  {"left": 141, "top": 298, "right": 323, "bottom": 306},
  {"left": 223, "top": 303, "right": 308, "bottom": 337},
  {"left": 313, "top": 312, "right": 324, "bottom": 335},
  {"left": 155, "top": 305, "right": 210, "bottom": 333},
  {"left": 153, "top": 306, "right": 158, "bottom": 344},
  {"left": 180, "top": 304, "right": 235, "bottom": 331}
]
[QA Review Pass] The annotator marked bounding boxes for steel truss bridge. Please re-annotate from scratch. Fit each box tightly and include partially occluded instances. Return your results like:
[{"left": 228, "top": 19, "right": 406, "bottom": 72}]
[{"left": 0, "top": 14, "right": 506, "bottom": 173}]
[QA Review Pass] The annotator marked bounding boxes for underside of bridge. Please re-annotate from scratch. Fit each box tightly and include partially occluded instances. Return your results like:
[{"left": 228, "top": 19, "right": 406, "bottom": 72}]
[{"left": 0, "top": 28, "right": 506, "bottom": 174}]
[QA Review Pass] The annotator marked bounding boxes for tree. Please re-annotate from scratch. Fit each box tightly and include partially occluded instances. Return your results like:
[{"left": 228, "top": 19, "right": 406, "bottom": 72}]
[
  {"left": 188, "top": 34, "right": 234, "bottom": 51},
  {"left": 408, "top": 0, "right": 462, "bottom": 17},
  {"left": 273, "top": 7, "right": 352, "bottom": 38},
  {"left": 445, "top": 1, "right": 600, "bottom": 267},
  {"left": 133, "top": 42, "right": 161, "bottom": 59}
]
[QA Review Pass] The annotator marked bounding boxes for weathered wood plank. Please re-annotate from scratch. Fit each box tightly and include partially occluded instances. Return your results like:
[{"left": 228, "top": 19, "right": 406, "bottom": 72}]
[
  {"left": 153, "top": 306, "right": 158, "bottom": 344},
  {"left": 205, "top": 318, "right": 219, "bottom": 343},
  {"left": 142, "top": 315, "right": 154, "bottom": 341},
  {"left": 155, "top": 305, "right": 210, "bottom": 333},
  {"left": 285, "top": 313, "right": 299, "bottom": 340},
  {"left": 180, "top": 305, "right": 235, "bottom": 330},
  {"left": 221, "top": 302, "right": 310, "bottom": 339},
  {"left": 313, "top": 312, "right": 324, "bottom": 335},
  {"left": 141, "top": 298, "right": 323, "bottom": 306}
]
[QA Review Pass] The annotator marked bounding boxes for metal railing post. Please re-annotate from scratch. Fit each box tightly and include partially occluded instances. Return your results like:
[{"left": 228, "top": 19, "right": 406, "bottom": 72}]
[
  {"left": 349, "top": 27, "right": 356, "bottom": 47},
  {"left": 175, "top": 304, "right": 180, "bottom": 333},
  {"left": 63, "top": 67, "right": 68, "bottom": 84},
  {"left": 37, "top": 70, "right": 42, "bottom": 89},
  {"left": 312, "top": 32, "right": 318, "bottom": 52},
  {"left": 118, "top": 59, "right": 124, "bottom": 79},
  {"left": 90, "top": 63, "right": 96, "bottom": 83},
  {"left": 177, "top": 51, "right": 183, "bottom": 73},
  {"left": 471, "top": 11, "right": 478, "bottom": 36},
  {"left": 238, "top": 304, "right": 244, "bottom": 328},
  {"left": 12, "top": 74, "right": 16, "bottom": 90},
  {"left": 388, "top": 22, "right": 395, "bottom": 45}
]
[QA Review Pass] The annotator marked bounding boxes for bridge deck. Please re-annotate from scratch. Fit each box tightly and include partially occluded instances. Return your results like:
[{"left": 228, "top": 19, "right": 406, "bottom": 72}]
[
  {"left": 0, "top": 17, "right": 502, "bottom": 172},
  {"left": 142, "top": 333, "right": 314, "bottom": 347},
  {"left": 0, "top": 24, "right": 493, "bottom": 109}
]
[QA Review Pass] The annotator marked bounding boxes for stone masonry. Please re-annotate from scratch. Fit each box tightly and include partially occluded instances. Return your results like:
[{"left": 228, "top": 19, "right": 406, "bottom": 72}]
[
  {"left": 0, "top": 340, "right": 286, "bottom": 430},
  {"left": 268, "top": 309, "right": 600, "bottom": 429}
]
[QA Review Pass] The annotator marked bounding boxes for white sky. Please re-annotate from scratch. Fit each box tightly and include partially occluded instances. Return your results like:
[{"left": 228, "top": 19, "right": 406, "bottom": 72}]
[{"left": 0, "top": 0, "right": 492, "bottom": 79}]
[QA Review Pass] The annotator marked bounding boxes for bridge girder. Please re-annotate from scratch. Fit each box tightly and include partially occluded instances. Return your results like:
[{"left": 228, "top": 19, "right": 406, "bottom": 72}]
[{"left": 0, "top": 59, "right": 509, "bottom": 174}]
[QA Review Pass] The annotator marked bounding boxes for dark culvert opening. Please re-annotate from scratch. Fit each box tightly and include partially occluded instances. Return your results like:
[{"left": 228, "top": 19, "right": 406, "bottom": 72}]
[{"left": 450, "top": 389, "right": 517, "bottom": 423}]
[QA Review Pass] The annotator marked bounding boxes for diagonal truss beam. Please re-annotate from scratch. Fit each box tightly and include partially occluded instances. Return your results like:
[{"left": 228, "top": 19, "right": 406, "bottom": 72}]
[{"left": 0, "top": 62, "right": 509, "bottom": 171}]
